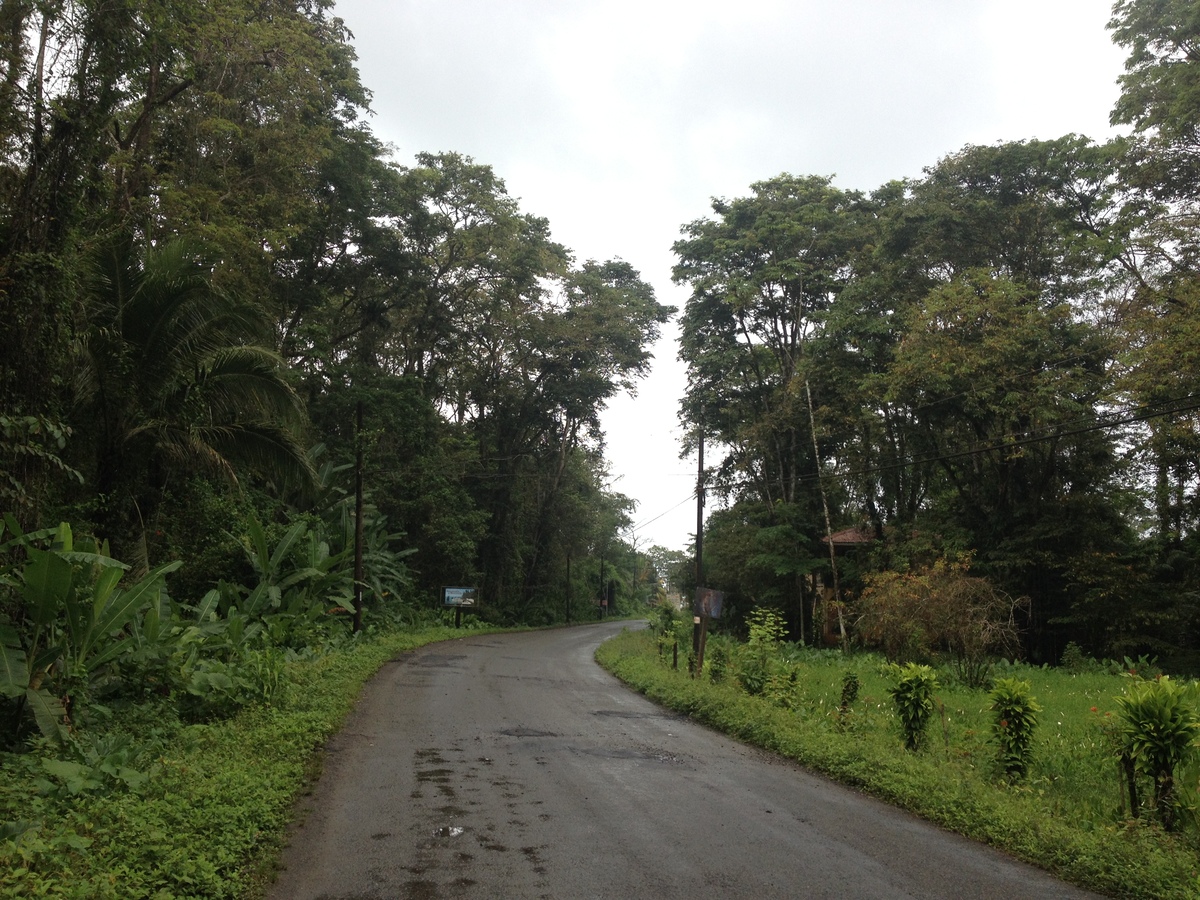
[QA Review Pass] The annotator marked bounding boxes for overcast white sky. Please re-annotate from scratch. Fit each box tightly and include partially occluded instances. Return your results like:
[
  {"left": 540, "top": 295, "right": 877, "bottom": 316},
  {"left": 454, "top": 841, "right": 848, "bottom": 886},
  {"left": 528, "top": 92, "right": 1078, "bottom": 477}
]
[{"left": 333, "top": 0, "right": 1129, "bottom": 553}]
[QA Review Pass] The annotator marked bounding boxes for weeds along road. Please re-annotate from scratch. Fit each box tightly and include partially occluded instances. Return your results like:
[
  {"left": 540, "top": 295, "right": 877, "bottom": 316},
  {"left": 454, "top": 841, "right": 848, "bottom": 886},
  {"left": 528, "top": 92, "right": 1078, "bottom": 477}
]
[{"left": 267, "top": 621, "right": 1100, "bottom": 900}]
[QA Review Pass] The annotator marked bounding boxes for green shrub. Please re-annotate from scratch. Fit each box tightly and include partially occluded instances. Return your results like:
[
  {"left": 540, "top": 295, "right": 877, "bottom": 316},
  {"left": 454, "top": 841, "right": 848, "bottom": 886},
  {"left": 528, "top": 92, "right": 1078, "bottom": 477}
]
[
  {"left": 651, "top": 602, "right": 677, "bottom": 636},
  {"left": 707, "top": 637, "right": 730, "bottom": 684},
  {"left": 840, "top": 671, "right": 860, "bottom": 711},
  {"left": 762, "top": 660, "right": 802, "bottom": 710},
  {"left": 746, "top": 607, "right": 786, "bottom": 646},
  {"left": 736, "top": 607, "right": 786, "bottom": 695},
  {"left": 1059, "top": 641, "right": 1096, "bottom": 673},
  {"left": 888, "top": 662, "right": 939, "bottom": 751},
  {"left": 989, "top": 677, "right": 1041, "bottom": 780},
  {"left": 837, "top": 671, "right": 860, "bottom": 731},
  {"left": 1114, "top": 675, "right": 1200, "bottom": 830}
]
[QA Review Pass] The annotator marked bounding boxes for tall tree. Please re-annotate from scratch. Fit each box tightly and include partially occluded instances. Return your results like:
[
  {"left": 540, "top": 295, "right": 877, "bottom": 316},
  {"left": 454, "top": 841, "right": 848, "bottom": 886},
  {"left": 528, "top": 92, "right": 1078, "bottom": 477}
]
[
  {"left": 0, "top": 0, "right": 370, "bottom": 522},
  {"left": 674, "top": 175, "right": 872, "bottom": 631},
  {"left": 70, "top": 236, "right": 311, "bottom": 564}
]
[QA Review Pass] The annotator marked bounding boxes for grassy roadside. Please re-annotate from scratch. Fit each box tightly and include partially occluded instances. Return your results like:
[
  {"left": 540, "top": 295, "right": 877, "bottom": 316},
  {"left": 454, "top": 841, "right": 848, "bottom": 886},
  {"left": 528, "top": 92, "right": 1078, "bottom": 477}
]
[
  {"left": 0, "top": 625, "right": 495, "bottom": 900},
  {"left": 595, "top": 627, "right": 1200, "bottom": 900}
]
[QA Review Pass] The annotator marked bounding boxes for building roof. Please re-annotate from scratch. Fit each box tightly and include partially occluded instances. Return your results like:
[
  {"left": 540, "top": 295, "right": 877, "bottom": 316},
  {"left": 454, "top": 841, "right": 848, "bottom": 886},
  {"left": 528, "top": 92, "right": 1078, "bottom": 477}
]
[{"left": 822, "top": 525, "right": 878, "bottom": 548}]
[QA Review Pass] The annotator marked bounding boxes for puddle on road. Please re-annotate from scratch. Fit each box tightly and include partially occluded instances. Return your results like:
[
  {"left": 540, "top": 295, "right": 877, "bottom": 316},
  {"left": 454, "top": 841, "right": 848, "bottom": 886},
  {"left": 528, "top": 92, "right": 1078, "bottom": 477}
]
[{"left": 433, "top": 825, "right": 465, "bottom": 838}]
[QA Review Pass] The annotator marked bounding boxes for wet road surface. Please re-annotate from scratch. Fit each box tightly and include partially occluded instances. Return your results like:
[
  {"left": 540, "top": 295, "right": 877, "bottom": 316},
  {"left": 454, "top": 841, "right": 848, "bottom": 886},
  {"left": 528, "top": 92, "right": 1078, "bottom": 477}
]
[{"left": 267, "top": 621, "right": 1102, "bottom": 899}]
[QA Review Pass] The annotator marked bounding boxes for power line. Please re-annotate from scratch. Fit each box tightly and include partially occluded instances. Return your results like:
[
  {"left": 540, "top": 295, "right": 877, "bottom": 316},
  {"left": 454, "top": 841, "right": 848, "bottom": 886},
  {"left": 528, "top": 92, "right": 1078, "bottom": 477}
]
[{"left": 633, "top": 493, "right": 697, "bottom": 531}]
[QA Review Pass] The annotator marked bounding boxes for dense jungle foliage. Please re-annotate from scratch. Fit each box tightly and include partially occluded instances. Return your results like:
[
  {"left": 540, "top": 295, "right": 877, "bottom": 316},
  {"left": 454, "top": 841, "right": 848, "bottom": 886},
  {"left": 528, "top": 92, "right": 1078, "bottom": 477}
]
[
  {"left": 2, "top": 0, "right": 1200, "bottom": 895},
  {"left": 674, "top": 2, "right": 1200, "bottom": 674},
  {"left": 0, "top": 0, "right": 673, "bottom": 739}
]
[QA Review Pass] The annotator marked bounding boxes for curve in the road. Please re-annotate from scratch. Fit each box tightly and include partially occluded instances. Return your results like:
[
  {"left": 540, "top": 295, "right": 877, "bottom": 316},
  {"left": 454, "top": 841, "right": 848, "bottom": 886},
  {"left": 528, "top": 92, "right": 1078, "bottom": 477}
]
[{"left": 267, "top": 622, "right": 1103, "bottom": 900}]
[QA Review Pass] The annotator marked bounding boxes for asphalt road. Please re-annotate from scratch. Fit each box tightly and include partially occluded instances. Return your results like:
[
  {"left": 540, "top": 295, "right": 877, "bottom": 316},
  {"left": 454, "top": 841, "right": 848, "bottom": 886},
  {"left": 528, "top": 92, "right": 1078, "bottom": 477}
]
[{"left": 267, "top": 621, "right": 1102, "bottom": 900}]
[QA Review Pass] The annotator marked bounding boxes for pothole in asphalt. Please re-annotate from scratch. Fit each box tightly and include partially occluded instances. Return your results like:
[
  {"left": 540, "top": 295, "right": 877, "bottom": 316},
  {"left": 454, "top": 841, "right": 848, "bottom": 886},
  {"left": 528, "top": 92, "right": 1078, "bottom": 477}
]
[
  {"left": 433, "top": 825, "right": 465, "bottom": 838},
  {"left": 499, "top": 726, "right": 559, "bottom": 738},
  {"left": 574, "top": 746, "right": 683, "bottom": 763},
  {"left": 593, "top": 709, "right": 675, "bottom": 720}
]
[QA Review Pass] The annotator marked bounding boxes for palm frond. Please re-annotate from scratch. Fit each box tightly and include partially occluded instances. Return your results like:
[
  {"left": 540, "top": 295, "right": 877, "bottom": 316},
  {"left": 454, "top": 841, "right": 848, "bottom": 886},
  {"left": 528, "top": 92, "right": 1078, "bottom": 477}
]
[{"left": 195, "top": 347, "right": 305, "bottom": 424}]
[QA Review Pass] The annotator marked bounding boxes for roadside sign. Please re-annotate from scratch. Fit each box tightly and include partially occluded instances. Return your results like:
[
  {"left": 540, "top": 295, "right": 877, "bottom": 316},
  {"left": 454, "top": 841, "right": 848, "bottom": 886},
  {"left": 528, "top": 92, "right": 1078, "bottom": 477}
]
[
  {"left": 443, "top": 586, "right": 478, "bottom": 607},
  {"left": 693, "top": 587, "right": 724, "bottom": 619}
]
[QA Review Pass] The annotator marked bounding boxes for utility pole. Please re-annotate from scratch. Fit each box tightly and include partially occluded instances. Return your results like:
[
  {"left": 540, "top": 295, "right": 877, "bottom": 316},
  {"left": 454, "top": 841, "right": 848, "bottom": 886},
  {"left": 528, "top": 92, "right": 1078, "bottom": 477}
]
[
  {"left": 599, "top": 551, "right": 606, "bottom": 619},
  {"left": 353, "top": 398, "right": 365, "bottom": 633},
  {"left": 693, "top": 429, "right": 704, "bottom": 660}
]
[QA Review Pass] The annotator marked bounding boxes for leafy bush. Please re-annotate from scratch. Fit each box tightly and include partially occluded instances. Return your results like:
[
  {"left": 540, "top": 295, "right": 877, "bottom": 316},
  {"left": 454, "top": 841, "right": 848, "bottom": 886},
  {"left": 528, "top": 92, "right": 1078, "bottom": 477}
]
[
  {"left": 1114, "top": 675, "right": 1200, "bottom": 830},
  {"left": 652, "top": 603, "right": 678, "bottom": 660},
  {"left": 837, "top": 671, "right": 860, "bottom": 730},
  {"left": 1059, "top": 641, "right": 1096, "bottom": 673},
  {"left": 989, "top": 677, "right": 1041, "bottom": 780},
  {"left": 707, "top": 636, "right": 731, "bottom": 684},
  {"left": 746, "top": 606, "right": 787, "bottom": 645},
  {"left": 179, "top": 641, "right": 290, "bottom": 722},
  {"left": 887, "top": 662, "right": 939, "bottom": 751},
  {"left": 735, "top": 607, "right": 786, "bottom": 695},
  {"left": 37, "top": 731, "right": 162, "bottom": 798},
  {"left": 840, "top": 671, "right": 860, "bottom": 711},
  {"left": 762, "top": 660, "right": 803, "bottom": 710}
]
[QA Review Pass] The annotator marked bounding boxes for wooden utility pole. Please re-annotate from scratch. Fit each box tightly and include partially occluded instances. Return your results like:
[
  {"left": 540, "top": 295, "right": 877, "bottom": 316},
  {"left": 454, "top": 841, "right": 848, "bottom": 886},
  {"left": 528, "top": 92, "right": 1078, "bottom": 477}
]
[
  {"left": 599, "top": 551, "right": 606, "bottom": 619},
  {"left": 353, "top": 398, "right": 365, "bottom": 633},
  {"left": 693, "top": 429, "right": 704, "bottom": 664}
]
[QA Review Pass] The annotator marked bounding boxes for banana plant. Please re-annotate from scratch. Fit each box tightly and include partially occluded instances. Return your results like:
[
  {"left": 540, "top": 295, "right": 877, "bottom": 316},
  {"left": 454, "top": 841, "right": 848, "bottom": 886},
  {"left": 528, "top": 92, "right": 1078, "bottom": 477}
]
[
  {"left": 242, "top": 515, "right": 354, "bottom": 614},
  {"left": 1, "top": 517, "right": 180, "bottom": 742}
]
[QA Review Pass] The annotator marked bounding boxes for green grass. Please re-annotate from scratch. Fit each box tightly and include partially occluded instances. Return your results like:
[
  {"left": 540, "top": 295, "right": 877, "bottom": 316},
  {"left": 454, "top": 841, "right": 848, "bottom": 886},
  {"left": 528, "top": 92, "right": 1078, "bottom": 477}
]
[
  {"left": 596, "top": 628, "right": 1200, "bottom": 900},
  {"left": 0, "top": 625, "right": 488, "bottom": 900}
]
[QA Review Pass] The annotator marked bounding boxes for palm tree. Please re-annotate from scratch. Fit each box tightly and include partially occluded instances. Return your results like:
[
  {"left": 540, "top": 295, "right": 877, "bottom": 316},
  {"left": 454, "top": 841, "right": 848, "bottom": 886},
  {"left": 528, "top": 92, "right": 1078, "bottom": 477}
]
[{"left": 72, "top": 235, "right": 313, "bottom": 564}]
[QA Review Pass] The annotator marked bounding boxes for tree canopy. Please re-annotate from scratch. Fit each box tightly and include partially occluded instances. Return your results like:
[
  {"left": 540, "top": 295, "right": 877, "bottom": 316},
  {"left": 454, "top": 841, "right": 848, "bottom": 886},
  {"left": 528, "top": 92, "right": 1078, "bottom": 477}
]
[{"left": 0, "top": 0, "right": 672, "bottom": 631}]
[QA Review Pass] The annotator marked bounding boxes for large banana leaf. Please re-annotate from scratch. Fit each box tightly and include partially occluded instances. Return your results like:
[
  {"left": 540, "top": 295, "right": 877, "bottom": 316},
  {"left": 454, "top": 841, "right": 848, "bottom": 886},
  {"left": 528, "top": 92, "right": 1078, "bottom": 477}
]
[
  {"left": 0, "top": 623, "right": 27, "bottom": 699},
  {"left": 21, "top": 549, "right": 73, "bottom": 628},
  {"left": 25, "top": 687, "right": 68, "bottom": 743},
  {"left": 81, "top": 560, "right": 181, "bottom": 670},
  {"left": 194, "top": 588, "right": 221, "bottom": 622}
]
